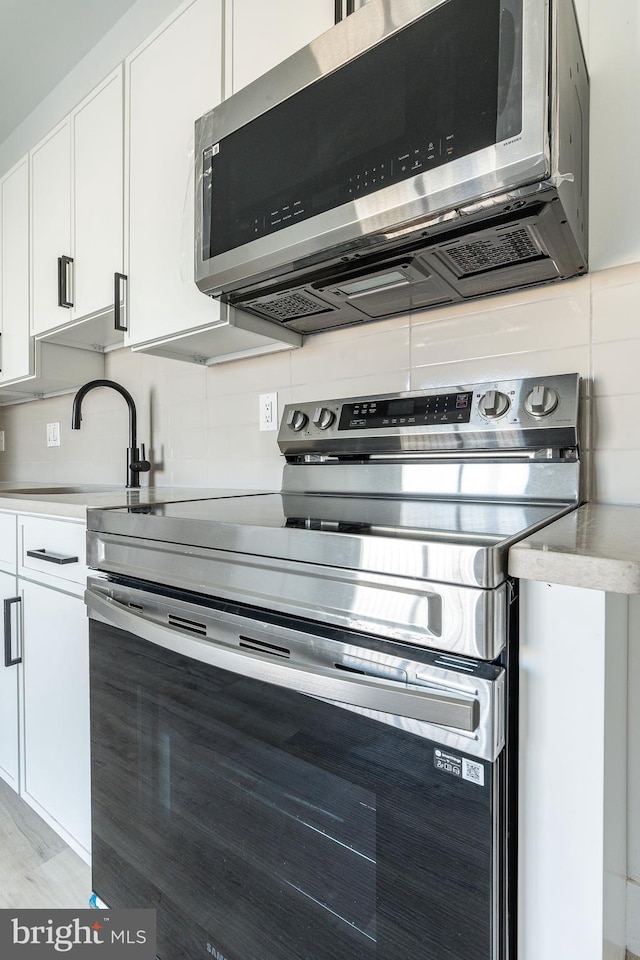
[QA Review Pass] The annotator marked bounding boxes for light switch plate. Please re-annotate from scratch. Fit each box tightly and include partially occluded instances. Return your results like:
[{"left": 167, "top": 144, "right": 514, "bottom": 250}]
[{"left": 46, "top": 422, "right": 60, "bottom": 447}]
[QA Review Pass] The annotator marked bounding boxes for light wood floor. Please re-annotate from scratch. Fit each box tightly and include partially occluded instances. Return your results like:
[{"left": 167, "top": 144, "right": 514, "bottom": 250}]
[{"left": 0, "top": 778, "right": 91, "bottom": 909}]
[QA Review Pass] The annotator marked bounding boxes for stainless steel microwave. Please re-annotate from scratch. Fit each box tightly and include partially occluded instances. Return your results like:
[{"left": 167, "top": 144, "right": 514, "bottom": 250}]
[{"left": 195, "top": 0, "right": 588, "bottom": 334}]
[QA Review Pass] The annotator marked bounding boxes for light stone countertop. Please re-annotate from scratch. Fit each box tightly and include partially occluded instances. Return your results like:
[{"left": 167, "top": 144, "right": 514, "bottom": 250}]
[
  {"left": 0, "top": 484, "right": 267, "bottom": 520},
  {"left": 509, "top": 502, "right": 640, "bottom": 594}
]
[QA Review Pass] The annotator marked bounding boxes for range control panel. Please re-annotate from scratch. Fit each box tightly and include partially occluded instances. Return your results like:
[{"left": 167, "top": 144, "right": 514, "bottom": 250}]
[
  {"left": 338, "top": 392, "right": 473, "bottom": 431},
  {"left": 278, "top": 374, "right": 581, "bottom": 456}
]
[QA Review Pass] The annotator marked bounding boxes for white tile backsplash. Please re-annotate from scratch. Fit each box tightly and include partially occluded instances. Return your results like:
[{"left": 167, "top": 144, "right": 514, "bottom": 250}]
[
  {"left": 593, "top": 338, "right": 640, "bottom": 397},
  {"left": 2, "top": 262, "right": 640, "bottom": 503},
  {"left": 410, "top": 346, "right": 591, "bottom": 392},
  {"left": 410, "top": 277, "right": 590, "bottom": 367}
]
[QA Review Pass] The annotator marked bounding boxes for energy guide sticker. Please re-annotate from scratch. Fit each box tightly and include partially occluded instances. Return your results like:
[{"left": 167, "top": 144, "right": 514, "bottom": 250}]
[{"left": 434, "top": 749, "right": 485, "bottom": 786}]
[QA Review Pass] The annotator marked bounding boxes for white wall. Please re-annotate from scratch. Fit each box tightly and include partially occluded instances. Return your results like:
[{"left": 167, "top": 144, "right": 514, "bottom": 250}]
[{"left": 1, "top": 0, "right": 640, "bottom": 953}]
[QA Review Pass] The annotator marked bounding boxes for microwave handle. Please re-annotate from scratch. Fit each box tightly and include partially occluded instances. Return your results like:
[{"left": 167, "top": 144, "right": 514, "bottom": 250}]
[{"left": 86, "top": 588, "right": 479, "bottom": 733}]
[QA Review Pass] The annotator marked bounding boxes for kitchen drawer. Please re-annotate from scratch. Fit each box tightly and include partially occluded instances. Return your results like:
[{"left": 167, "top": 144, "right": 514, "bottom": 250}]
[
  {"left": 0, "top": 511, "right": 17, "bottom": 573},
  {"left": 19, "top": 516, "right": 87, "bottom": 591}
]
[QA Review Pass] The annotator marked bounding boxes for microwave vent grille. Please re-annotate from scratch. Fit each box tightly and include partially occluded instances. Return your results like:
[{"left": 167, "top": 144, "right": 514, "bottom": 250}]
[
  {"left": 439, "top": 226, "right": 542, "bottom": 277},
  {"left": 253, "top": 292, "right": 333, "bottom": 322}
]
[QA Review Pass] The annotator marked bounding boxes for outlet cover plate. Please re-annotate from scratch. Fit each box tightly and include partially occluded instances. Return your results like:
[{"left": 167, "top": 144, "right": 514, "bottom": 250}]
[{"left": 259, "top": 393, "right": 278, "bottom": 431}]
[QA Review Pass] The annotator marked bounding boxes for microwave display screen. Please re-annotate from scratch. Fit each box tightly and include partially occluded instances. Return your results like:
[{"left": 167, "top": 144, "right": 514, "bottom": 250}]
[{"left": 204, "top": 0, "right": 522, "bottom": 261}]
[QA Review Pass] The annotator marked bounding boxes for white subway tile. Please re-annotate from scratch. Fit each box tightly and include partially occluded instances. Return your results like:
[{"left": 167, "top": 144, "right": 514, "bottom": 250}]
[
  {"left": 411, "top": 290, "right": 590, "bottom": 367},
  {"left": 291, "top": 324, "right": 410, "bottom": 386},
  {"left": 591, "top": 261, "right": 640, "bottom": 291},
  {"left": 206, "top": 350, "right": 292, "bottom": 398},
  {"left": 592, "top": 395, "right": 640, "bottom": 450},
  {"left": 592, "top": 450, "right": 640, "bottom": 504},
  {"left": 207, "top": 386, "right": 292, "bottom": 429},
  {"left": 167, "top": 458, "right": 209, "bottom": 487},
  {"left": 592, "top": 339, "right": 640, "bottom": 395},
  {"left": 291, "top": 369, "right": 410, "bottom": 404},
  {"left": 410, "top": 346, "right": 590, "bottom": 391},
  {"left": 592, "top": 280, "right": 640, "bottom": 343},
  {"left": 207, "top": 457, "right": 282, "bottom": 491}
]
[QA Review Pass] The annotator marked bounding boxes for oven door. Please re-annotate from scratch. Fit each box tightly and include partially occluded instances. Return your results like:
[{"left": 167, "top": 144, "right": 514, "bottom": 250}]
[{"left": 86, "top": 577, "right": 509, "bottom": 960}]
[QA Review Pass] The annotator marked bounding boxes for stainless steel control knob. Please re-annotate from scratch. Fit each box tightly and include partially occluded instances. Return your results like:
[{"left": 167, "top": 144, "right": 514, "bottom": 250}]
[
  {"left": 478, "top": 389, "right": 510, "bottom": 419},
  {"left": 286, "top": 409, "right": 308, "bottom": 432},
  {"left": 524, "top": 385, "right": 559, "bottom": 418},
  {"left": 312, "top": 407, "right": 335, "bottom": 430}
]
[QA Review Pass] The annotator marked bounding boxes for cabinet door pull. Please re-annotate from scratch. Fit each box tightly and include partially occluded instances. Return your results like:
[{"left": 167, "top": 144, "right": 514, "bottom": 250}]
[
  {"left": 27, "top": 548, "right": 79, "bottom": 565},
  {"left": 58, "top": 255, "right": 74, "bottom": 308},
  {"left": 114, "top": 272, "right": 128, "bottom": 331},
  {"left": 4, "top": 597, "right": 22, "bottom": 667}
]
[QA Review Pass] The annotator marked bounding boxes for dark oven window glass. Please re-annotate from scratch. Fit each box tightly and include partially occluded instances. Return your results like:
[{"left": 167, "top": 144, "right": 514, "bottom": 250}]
[
  {"left": 205, "top": 0, "right": 523, "bottom": 260},
  {"left": 91, "top": 621, "right": 499, "bottom": 960}
]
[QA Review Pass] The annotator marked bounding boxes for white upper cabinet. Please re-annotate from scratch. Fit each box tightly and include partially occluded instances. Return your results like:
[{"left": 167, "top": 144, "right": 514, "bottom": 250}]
[
  {"left": 125, "top": 0, "right": 224, "bottom": 348},
  {"left": 0, "top": 157, "right": 32, "bottom": 383},
  {"left": 30, "top": 120, "right": 72, "bottom": 336},
  {"left": 73, "top": 70, "right": 124, "bottom": 324},
  {"left": 228, "top": 0, "right": 336, "bottom": 94},
  {"left": 30, "top": 68, "right": 124, "bottom": 346}
]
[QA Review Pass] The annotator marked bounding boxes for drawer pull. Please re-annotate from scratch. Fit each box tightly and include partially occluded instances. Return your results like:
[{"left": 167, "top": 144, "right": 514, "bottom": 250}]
[{"left": 27, "top": 548, "right": 79, "bottom": 565}]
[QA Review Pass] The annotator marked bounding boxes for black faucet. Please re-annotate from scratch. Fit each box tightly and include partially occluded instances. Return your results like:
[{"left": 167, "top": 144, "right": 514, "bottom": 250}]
[{"left": 71, "top": 379, "right": 151, "bottom": 489}]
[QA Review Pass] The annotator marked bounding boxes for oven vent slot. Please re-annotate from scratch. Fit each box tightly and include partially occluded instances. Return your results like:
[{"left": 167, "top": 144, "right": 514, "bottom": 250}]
[
  {"left": 239, "top": 636, "right": 291, "bottom": 658},
  {"left": 168, "top": 613, "right": 207, "bottom": 636},
  {"left": 128, "top": 602, "right": 144, "bottom": 612}
]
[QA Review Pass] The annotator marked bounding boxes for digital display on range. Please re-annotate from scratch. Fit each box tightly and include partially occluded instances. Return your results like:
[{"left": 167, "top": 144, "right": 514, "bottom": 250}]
[{"left": 338, "top": 392, "right": 473, "bottom": 430}]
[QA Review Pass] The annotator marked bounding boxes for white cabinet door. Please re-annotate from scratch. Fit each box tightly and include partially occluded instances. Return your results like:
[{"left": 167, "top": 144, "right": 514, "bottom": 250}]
[
  {"left": 30, "top": 69, "right": 124, "bottom": 339},
  {"left": 73, "top": 68, "right": 124, "bottom": 321},
  {"left": 21, "top": 580, "right": 90, "bottom": 855},
  {"left": 30, "top": 120, "right": 72, "bottom": 336},
  {"left": 0, "top": 570, "right": 20, "bottom": 792},
  {"left": 126, "top": 0, "right": 223, "bottom": 347},
  {"left": 0, "top": 157, "right": 32, "bottom": 382},
  {"left": 229, "top": 0, "right": 335, "bottom": 93}
]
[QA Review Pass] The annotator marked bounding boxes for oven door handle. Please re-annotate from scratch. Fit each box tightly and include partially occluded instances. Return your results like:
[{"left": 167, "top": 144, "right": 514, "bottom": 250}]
[{"left": 86, "top": 588, "right": 480, "bottom": 732}]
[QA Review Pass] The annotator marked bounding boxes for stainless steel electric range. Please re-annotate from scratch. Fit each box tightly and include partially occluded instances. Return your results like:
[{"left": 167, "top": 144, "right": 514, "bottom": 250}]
[{"left": 85, "top": 372, "right": 581, "bottom": 960}]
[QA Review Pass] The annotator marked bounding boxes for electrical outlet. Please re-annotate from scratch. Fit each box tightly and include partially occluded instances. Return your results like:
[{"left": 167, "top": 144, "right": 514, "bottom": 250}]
[
  {"left": 46, "top": 422, "right": 61, "bottom": 447},
  {"left": 259, "top": 392, "right": 278, "bottom": 432}
]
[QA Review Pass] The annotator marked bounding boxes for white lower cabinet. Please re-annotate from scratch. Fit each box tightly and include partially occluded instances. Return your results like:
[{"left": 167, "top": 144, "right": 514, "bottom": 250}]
[
  {"left": 20, "top": 578, "right": 91, "bottom": 858},
  {"left": 0, "top": 569, "right": 20, "bottom": 792},
  {"left": 0, "top": 512, "right": 91, "bottom": 861}
]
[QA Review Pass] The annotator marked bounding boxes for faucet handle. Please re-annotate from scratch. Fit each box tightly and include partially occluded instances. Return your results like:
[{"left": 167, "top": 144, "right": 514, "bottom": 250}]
[{"left": 131, "top": 443, "right": 151, "bottom": 473}]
